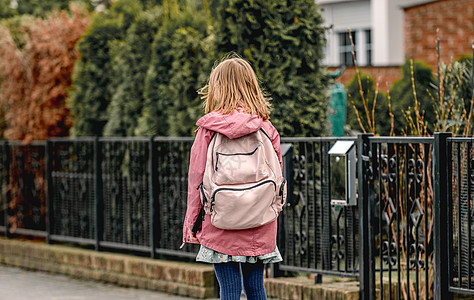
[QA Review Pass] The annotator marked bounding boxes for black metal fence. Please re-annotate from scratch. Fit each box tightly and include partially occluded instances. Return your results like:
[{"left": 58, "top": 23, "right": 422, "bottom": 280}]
[
  {"left": 277, "top": 137, "right": 359, "bottom": 278},
  {"left": 1, "top": 136, "right": 362, "bottom": 272},
  {"left": 1, "top": 134, "right": 473, "bottom": 299},
  {"left": 45, "top": 137, "right": 199, "bottom": 258},
  {"left": 446, "top": 136, "right": 474, "bottom": 297},
  {"left": 2, "top": 141, "right": 47, "bottom": 238},
  {"left": 364, "top": 136, "right": 434, "bottom": 299}
]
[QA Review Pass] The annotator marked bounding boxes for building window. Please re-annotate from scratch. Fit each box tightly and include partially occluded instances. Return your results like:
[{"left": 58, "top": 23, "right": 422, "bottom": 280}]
[
  {"left": 365, "top": 29, "right": 372, "bottom": 66},
  {"left": 339, "top": 31, "right": 356, "bottom": 66}
]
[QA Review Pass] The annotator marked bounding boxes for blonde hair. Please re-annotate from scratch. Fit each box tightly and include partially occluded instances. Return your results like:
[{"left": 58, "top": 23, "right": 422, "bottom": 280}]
[{"left": 199, "top": 56, "right": 271, "bottom": 120}]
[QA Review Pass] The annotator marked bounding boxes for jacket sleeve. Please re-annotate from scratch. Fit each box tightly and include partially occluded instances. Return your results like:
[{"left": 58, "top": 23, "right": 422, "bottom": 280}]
[{"left": 182, "top": 127, "right": 213, "bottom": 245}]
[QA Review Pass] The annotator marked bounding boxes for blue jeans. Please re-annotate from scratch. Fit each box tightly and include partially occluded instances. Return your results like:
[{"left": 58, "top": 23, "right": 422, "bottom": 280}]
[{"left": 213, "top": 261, "right": 267, "bottom": 300}]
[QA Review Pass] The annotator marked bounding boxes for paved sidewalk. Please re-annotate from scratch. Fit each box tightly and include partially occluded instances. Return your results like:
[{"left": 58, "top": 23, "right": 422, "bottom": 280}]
[{"left": 0, "top": 265, "right": 202, "bottom": 300}]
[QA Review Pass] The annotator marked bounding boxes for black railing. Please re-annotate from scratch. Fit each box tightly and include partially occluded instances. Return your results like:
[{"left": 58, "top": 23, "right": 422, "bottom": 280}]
[
  {"left": 278, "top": 137, "right": 359, "bottom": 278},
  {"left": 153, "top": 137, "right": 196, "bottom": 258},
  {"left": 2, "top": 134, "right": 474, "bottom": 299},
  {"left": 48, "top": 138, "right": 96, "bottom": 245},
  {"left": 365, "top": 136, "right": 434, "bottom": 300},
  {"left": 447, "top": 136, "right": 474, "bottom": 297},
  {"left": 1, "top": 136, "right": 362, "bottom": 269},
  {"left": 46, "top": 137, "right": 200, "bottom": 258},
  {"left": 0, "top": 142, "right": 7, "bottom": 234},
  {"left": 3, "top": 141, "right": 46, "bottom": 238}
]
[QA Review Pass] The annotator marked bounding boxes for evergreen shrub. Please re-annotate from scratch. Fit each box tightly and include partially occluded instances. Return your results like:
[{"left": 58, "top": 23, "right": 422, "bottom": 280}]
[
  {"left": 389, "top": 60, "right": 436, "bottom": 134},
  {"left": 214, "top": 0, "right": 328, "bottom": 137},
  {"left": 68, "top": 0, "right": 142, "bottom": 136},
  {"left": 103, "top": 7, "right": 163, "bottom": 136},
  {"left": 136, "top": 7, "right": 213, "bottom": 136},
  {"left": 346, "top": 72, "right": 390, "bottom": 135}
]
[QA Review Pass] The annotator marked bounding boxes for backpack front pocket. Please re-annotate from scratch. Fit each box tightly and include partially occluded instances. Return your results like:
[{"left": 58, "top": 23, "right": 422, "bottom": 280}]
[
  {"left": 213, "top": 147, "right": 270, "bottom": 185},
  {"left": 210, "top": 180, "right": 277, "bottom": 230}
]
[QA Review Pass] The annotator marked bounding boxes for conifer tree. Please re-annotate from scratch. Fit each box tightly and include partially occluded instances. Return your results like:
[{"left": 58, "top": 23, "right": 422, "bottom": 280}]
[
  {"left": 15, "top": 0, "right": 70, "bottom": 17},
  {"left": 0, "top": 0, "right": 16, "bottom": 18},
  {"left": 135, "top": 6, "right": 212, "bottom": 136},
  {"left": 165, "top": 25, "right": 214, "bottom": 136},
  {"left": 389, "top": 60, "right": 436, "bottom": 134},
  {"left": 346, "top": 73, "right": 390, "bottom": 135},
  {"left": 68, "top": 0, "right": 142, "bottom": 136},
  {"left": 214, "top": 0, "right": 328, "bottom": 137},
  {"left": 103, "top": 7, "right": 163, "bottom": 136}
]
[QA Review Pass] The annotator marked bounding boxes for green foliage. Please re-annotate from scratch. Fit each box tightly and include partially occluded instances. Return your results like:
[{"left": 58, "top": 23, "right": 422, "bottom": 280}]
[
  {"left": 68, "top": 0, "right": 142, "bottom": 136},
  {"left": 165, "top": 27, "right": 213, "bottom": 136},
  {"left": 8, "top": 0, "right": 114, "bottom": 17},
  {"left": 75, "top": 0, "right": 113, "bottom": 12},
  {"left": 0, "top": 14, "right": 35, "bottom": 49},
  {"left": 346, "top": 72, "right": 390, "bottom": 135},
  {"left": 141, "top": 0, "right": 162, "bottom": 9},
  {"left": 136, "top": 7, "right": 212, "bottom": 136},
  {"left": 67, "top": 0, "right": 328, "bottom": 137},
  {"left": 389, "top": 60, "right": 436, "bottom": 134},
  {"left": 103, "top": 7, "right": 163, "bottom": 136},
  {"left": 433, "top": 56, "right": 474, "bottom": 135},
  {"left": 445, "top": 55, "right": 473, "bottom": 112},
  {"left": 214, "top": 0, "right": 328, "bottom": 137},
  {"left": 0, "top": 0, "right": 17, "bottom": 18},
  {"left": 15, "top": 0, "right": 70, "bottom": 17}
]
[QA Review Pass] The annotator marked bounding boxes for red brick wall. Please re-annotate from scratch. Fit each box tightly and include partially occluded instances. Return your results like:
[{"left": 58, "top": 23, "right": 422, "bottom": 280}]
[
  {"left": 404, "top": 0, "right": 474, "bottom": 69},
  {"left": 328, "top": 66, "right": 402, "bottom": 90}
]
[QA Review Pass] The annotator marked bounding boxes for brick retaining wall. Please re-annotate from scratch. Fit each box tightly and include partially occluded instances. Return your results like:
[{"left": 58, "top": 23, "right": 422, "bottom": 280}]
[
  {"left": 0, "top": 239, "right": 215, "bottom": 298},
  {"left": 0, "top": 238, "right": 364, "bottom": 299}
]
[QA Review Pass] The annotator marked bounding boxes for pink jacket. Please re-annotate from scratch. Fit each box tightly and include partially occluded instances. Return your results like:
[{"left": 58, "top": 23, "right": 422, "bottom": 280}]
[{"left": 182, "top": 110, "right": 283, "bottom": 256}]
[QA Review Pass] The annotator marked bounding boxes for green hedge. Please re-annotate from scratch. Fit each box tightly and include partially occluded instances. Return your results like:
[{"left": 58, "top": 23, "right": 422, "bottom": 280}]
[
  {"left": 68, "top": 0, "right": 328, "bottom": 137},
  {"left": 104, "top": 7, "right": 163, "bottom": 136},
  {"left": 68, "top": 0, "right": 142, "bottom": 136},
  {"left": 214, "top": 0, "right": 328, "bottom": 137}
]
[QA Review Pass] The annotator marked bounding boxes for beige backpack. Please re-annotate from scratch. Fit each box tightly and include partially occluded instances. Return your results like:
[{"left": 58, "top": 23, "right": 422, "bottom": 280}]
[{"left": 198, "top": 128, "right": 287, "bottom": 230}]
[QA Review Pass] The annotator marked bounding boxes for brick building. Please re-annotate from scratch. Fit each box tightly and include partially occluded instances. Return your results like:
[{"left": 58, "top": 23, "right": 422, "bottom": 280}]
[
  {"left": 319, "top": 0, "right": 474, "bottom": 87},
  {"left": 404, "top": 0, "right": 474, "bottom": 69}
]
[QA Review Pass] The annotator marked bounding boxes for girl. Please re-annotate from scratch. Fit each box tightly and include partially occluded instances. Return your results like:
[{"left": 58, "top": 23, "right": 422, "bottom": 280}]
[{"left": 182, "top": 56, "right": 283, "bottom": 300}]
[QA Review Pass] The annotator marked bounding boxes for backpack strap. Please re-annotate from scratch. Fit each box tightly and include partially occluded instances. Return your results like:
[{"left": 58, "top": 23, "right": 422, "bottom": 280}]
[
  {"left": 259, "top": 128, "right": 271, "bottom": 141},
  {"left": 192, "top": 183, "right": 207, "bottom": 234},
  {"left": 209, "top": 131, "right": 217, "bottom": 144},
  {"left": 192, "top": 206, "right": 206, "bottom": 234},
  {"left": 191, "top": 131, "right": 217, "bottom": 235}
]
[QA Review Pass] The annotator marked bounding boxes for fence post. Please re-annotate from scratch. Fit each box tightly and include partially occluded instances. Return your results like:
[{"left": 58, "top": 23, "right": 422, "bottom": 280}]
[
  {"left": 433, "top": 132, "right": 452, "bottom": 300},
  {"left": 94, "top": 137, "right": 103, "bottom": 251},
  {"left": 45, "top": 140, "right": 53, "bottom": 244},
  {"left": 3, "top": 141, "right": 11, "bottom": 238},
  {"left": 358, "top": 133, "right": 375, "bottom": 300},
  {"left": 149, "top": 137, "right": 158, "bottom": 259}
]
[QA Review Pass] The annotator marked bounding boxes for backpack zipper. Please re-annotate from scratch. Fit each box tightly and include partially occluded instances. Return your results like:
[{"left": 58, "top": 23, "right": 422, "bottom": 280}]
[
  {"left": 215, "top": 147, "right": 259, "bottom": 171},
  {"left": 209, "top": 179, "right": 276, "bottom": 211}
]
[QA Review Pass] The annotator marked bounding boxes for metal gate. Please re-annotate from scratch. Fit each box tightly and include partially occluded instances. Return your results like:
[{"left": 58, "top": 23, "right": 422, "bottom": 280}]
[{"left": 360, "top": 135, "right": 434, "bottom": 299}]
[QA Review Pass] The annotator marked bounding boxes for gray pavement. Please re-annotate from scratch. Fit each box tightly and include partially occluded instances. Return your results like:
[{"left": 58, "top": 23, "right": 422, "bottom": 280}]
[{"left": 0, "top": 265, "right": 201, "bottom": 300}]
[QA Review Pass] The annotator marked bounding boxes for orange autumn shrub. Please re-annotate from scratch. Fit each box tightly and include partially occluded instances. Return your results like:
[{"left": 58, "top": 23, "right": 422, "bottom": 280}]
[
  {"left": 0, "top": 6, "right": 90, "bottom": 234},
  {"left": 0, "top": 5, "right": 90, "bottom": 142}
]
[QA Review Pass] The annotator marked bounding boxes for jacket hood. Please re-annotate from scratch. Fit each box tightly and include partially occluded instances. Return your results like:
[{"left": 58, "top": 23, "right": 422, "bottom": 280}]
[{"left": 196, "top": 110, "right": 264, "bottom": 139}]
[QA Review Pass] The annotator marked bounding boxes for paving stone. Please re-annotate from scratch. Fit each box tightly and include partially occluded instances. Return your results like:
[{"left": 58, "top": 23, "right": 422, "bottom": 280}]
[{"left": 0, "top": 265, "right": 202, "bottom": 300}]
